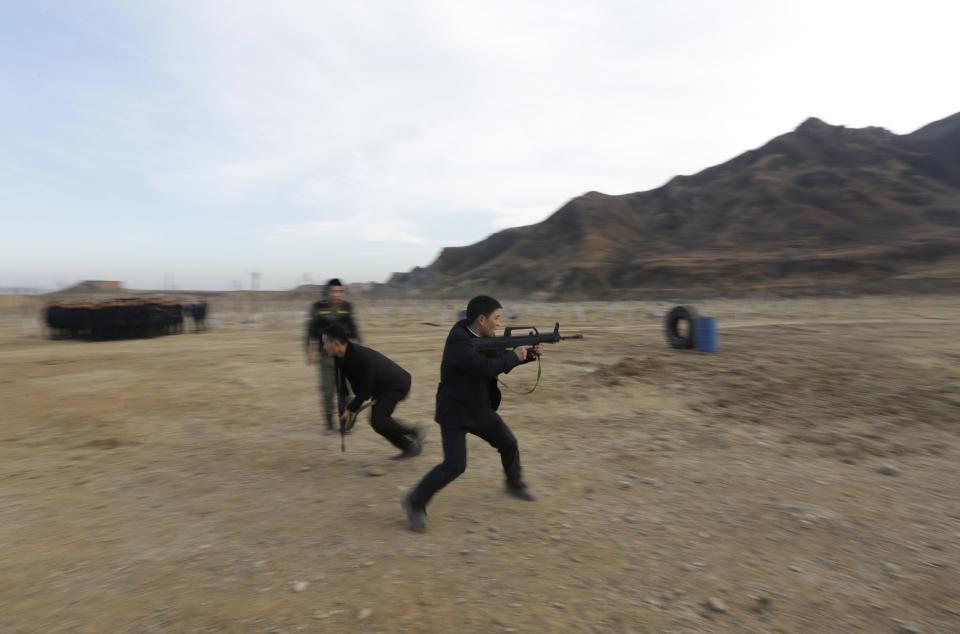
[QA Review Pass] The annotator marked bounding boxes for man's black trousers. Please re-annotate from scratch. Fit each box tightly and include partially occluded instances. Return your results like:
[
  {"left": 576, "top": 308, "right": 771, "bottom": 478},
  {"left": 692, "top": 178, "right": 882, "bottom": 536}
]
[
  {"left": 408, "top": 410, "right": 523, "bottom": 508},
  {"left": 370, "top": 392, "right": 416, "bottom": 450}
]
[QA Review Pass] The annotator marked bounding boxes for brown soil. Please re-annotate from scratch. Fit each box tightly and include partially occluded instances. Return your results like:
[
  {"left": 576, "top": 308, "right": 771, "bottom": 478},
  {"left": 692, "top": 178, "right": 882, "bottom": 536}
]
[{"left": 1, "top": 296, "right": 958, "bottom": 633}]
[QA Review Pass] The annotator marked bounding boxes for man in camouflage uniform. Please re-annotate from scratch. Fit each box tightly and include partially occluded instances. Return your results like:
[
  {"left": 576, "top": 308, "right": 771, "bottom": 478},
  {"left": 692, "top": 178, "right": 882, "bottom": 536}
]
[{"left": 304, "top": 279, "right": 361, "bottom": 434}]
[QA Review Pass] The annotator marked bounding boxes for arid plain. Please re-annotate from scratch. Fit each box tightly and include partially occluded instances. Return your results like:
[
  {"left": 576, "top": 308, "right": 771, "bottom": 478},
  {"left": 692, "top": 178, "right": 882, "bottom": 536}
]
[{"left": 1, "top": 295, "right": 958, "bottom": 633}]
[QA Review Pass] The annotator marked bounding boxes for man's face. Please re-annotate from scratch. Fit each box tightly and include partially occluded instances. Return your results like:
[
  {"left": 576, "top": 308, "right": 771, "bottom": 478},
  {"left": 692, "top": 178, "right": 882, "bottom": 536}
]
[
  {"left": 326, "top": 285, "right": 345, "bottom": 305},
  {"left": 321, "top": 334, "right": 346, "bottom": 357},
  {"left": 476, "top": 308, "right": 502, "bottom": 337}
]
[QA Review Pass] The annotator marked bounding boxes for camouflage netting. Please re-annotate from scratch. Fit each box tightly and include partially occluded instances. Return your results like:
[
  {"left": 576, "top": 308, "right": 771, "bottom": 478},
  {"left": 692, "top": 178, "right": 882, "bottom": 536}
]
[{"left": 44, "top": 297, "right": 185, "bottom": 341}]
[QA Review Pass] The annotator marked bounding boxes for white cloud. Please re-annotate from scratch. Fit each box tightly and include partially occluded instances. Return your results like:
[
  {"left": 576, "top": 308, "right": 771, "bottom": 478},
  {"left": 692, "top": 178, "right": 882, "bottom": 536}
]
[
  {"left": 4, "top": 0, "right": 960, "bottom": 288},
  {"left": 264, "top": 217, "right": 432, "bottom": 246}
]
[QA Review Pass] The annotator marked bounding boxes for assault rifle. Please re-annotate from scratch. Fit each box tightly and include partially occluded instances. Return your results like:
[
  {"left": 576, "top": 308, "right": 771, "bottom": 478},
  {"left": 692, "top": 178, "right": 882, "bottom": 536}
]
[
  {"left": 334, "top": 363, "right": 360, "bottom": 452},
  {"left": 334, "top": 364, "right": 368, "bottom": 452},
  {"left": 335, "top": 367, "right": 350, "bottom": 452},
  {"left": 470, "top": 322, "right": 584, "bottom": 358}
]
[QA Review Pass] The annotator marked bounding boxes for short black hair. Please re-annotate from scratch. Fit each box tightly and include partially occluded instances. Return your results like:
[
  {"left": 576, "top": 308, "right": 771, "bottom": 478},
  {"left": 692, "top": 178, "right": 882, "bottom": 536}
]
[
  {"left": 322, "top": 324, "right": 349, "bottom": 344},
  {"left": 466, "top": 295, "right": 502, "bottom": 323},
  {"left": 327, "top": 278, "right": 343, "bottom": 288}
]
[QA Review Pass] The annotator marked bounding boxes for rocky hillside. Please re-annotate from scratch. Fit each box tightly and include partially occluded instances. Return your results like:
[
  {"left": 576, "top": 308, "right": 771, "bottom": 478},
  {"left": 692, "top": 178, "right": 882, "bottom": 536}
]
[{"left": 381, "top": 112, "right": 960, "bottom": 298}]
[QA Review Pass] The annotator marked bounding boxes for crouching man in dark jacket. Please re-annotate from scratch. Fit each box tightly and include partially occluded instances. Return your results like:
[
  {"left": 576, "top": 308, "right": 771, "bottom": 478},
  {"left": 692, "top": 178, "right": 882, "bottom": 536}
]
[
  {"left": 402, "top": 295, "right": 542, "bottom": 532},
  {"left": 322, "top": 325, "right": 425, "bottom": 459}
]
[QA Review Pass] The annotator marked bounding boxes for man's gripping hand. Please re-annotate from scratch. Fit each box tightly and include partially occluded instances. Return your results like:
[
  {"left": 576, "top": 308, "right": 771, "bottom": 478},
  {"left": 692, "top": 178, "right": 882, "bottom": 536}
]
[{"left": 513, "top": 344, "right": 544, "bottom": 362}]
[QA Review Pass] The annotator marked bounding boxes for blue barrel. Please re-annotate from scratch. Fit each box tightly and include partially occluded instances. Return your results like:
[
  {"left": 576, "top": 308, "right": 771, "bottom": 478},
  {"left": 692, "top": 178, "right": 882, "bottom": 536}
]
[{"left": 694, "top": 317, "right": 717, "bottom": 352}]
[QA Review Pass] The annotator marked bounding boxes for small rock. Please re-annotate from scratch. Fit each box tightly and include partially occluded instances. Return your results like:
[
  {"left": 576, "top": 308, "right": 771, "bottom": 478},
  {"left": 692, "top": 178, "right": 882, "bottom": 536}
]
[
  {"left": 877, "top": 464, "right": 900, "bottom": 476},
  {"left": 750, "top": 595, "right": 772, "bottom": 613},
  {"left": 362, "top": 560, "right": 375, "bottom": 567},
  {"left": 291, "top": 580, "right": 309, "bottom": 593},
  {"left": 552, "top": 602, "right": 566, "bottom": 610},
  {"left": 789, "top": 564, "right": 803, "bottom": 572},
  {"left": 358, "top": 608, "right": 373, "bottom": 620},
  {"left": 706, "top": 597, "right": 728, "bottom": 613},
  {"left": 682, "top": 562, "right": 705, "bottom": 572},
  {"left": 882, "top": 562, "right": 903, "bottom": 578},
  {"left": 617, "top": 480, "right": 633, "bottom": 489},
  {"left": 642, "top": 477, "right": 658, "bottom": 486},
  {"left": 894, "top": 621, "right": 922, "bottom": 634},
  {"left": 365, "top": 466, "right": 386, "bottom": 477}
]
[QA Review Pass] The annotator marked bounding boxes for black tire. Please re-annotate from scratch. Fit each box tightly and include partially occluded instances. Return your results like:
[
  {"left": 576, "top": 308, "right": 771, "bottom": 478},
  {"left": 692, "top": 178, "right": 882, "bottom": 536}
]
[{"left": 665, "top": 305, "right": 699, "bottom": 349}]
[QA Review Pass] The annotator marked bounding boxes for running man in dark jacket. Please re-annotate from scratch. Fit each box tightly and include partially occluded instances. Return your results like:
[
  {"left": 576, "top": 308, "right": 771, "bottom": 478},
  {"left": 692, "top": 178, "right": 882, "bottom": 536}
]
[
  {"left": 402, "top": 295, "right": 542, "bottom": 532},
  {"left": 322, "top": 325, "right": 425, "bottom": 459}
]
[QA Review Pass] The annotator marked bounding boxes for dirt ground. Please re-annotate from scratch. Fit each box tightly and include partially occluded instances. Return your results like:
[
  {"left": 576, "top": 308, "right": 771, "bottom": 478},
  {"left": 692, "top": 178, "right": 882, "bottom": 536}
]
[{"left": 1, "top": 296, "right": 959, "bottom": 633}]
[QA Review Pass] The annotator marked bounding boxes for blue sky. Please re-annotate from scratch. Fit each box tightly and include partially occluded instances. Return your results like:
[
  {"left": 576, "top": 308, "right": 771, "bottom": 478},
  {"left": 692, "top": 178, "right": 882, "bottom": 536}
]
[{"left": 2, "top": 0, "right": 958, "bottom": 290}]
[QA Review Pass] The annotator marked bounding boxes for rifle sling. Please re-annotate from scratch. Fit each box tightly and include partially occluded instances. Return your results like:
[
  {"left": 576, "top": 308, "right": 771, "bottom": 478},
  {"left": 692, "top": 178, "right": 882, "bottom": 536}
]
[{"left": 497, "top": 356, "right": 542, "bottom": 395}]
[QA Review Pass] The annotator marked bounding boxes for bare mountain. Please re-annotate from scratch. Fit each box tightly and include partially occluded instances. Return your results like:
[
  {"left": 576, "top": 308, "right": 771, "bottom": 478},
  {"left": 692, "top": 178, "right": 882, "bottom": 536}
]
[{"left": 382, "top": 112, "right": 960, "bottom": 298}]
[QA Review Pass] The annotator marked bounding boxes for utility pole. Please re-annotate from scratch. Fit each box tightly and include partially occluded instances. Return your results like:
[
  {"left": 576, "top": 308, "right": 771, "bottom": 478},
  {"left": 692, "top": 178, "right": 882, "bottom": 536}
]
[{"left": 250, "top": 271, "right": 261, "bottom": 321}]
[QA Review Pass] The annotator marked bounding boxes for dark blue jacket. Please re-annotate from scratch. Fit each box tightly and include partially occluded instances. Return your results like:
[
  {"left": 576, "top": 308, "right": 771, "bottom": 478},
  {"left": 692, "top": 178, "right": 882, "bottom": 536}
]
[
  {"left": 435, "top": 320, "right": 520, "bottom": 426},
  {"left": 335, "top": 342, "right": 411, "bottom": 412}
]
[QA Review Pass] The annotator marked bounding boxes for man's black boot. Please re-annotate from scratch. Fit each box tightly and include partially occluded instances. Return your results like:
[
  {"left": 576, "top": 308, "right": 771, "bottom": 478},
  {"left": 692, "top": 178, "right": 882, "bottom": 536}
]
[
  {"left": 391, "top": 428, "right": 425, "bottom": 460},
  {"left": 506, "top": 484, "right": 537, "bottom": 501},
  {"left": 401, "top": 495, "right": 427, "bottom": 533}
]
